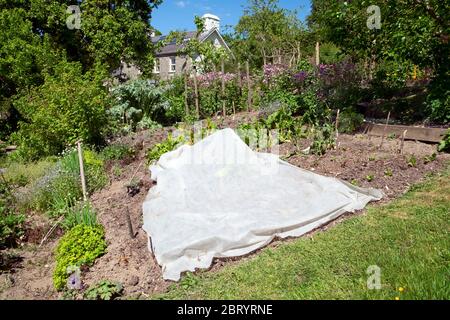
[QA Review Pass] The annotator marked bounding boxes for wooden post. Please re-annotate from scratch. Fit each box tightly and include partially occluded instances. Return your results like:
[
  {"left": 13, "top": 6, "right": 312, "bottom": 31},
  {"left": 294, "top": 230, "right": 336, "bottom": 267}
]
[
  {"left": 237, "top": 62, "right": 242, "bottom": 88},
  {"left": 221, "top": 59, "right": 226, "bottom": 117},
  {"left": 379, "top": 111, "right": 391, "bottom": 149},
  {"left": 246, "top": 60, "right": 252, "bottom": 111},
  {"left": 193, "top": 68, "right": 199, "bottom": 118},
  {"left": 335, "top": 109, "right": 340, "bottom": 149},
  {"left": 315, "top": 42, "right": 320, "bottom": 66},
  {"left": 77, "top": 141, "right": 88, "bottom": 202},
  {"left": 232, "top": 101, "right": 236, "bottom": 116},
  {"left": 399, "top": 130, "right": 407, "bottom": 154},
  {"left": 126, "top": 207, "right": 135, "bottom": 239},
  {"left": 184, "top": 72, "right": 189, "bottom": 115}
]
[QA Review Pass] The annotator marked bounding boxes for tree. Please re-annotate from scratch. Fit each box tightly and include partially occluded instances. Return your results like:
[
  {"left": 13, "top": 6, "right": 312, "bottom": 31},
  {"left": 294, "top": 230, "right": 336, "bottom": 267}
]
[
  {"left": 309, "top": 0, "right": 449, "bottom": 122},
  {"left": 232, "top": 0, "right": 309, "bottom": 68},
  {"left": 0, "top": 0, "right": 163, "bottom": 143}
]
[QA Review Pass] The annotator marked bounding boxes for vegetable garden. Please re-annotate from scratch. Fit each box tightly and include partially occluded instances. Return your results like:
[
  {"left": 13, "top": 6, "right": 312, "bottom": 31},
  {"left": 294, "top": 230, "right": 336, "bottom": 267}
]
[{"left": 0, "top": 0, "right": 449, "bottom": 300}]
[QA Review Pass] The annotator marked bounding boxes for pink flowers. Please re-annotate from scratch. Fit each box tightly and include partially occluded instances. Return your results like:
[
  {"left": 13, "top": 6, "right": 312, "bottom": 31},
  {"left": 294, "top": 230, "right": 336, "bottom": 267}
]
[
  {"left": 194, "top": 72, "right": 237, "bottom": 87},
  {"left": 263, "top": 64, "right": 289, "bottom": 84}
]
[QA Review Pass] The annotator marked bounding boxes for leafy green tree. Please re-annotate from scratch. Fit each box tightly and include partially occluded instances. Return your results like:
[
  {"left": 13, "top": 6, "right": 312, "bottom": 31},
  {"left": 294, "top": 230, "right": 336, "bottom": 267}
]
[
  {"left": 11, "top": 61, "right": 109, "bottom": 160},
  {"left": 232, "top": 0, "right": 309, "bottom": 68},
  {"left": 309, "top": 0, "right": 449, "bottom": 122},
  {"left": 0, "top": 0, "right": 163, "bottom": 142}
]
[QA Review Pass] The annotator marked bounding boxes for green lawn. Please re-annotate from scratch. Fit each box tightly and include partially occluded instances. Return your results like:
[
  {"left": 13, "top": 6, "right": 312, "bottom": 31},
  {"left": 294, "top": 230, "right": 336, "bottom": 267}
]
[{"left": 156, "top": 165, "right": 450, "bottom": 300}]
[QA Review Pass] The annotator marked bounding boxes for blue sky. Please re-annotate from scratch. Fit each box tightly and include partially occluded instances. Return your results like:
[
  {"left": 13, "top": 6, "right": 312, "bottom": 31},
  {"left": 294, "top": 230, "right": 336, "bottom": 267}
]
[{"left": 151, "top": 0, "right": 312, "bottom": 35}]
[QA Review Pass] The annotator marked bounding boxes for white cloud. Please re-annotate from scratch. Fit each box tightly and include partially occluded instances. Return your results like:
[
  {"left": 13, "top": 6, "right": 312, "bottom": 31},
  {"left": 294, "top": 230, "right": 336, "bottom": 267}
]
[{"left": 175, "top": 1, "right": 187, "bottom": 8}]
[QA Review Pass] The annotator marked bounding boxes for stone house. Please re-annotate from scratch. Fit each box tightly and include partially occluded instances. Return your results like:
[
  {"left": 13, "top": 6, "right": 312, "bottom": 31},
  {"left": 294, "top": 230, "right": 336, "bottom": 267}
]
[{"left": 151, "top": 14, "right": 231, "bottom": 80}]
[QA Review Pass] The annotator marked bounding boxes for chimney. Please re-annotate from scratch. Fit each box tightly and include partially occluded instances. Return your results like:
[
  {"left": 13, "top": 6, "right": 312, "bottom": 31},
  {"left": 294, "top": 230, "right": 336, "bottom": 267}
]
[{"left": 202, "top": 13, "right": 220, "bottom": 32}]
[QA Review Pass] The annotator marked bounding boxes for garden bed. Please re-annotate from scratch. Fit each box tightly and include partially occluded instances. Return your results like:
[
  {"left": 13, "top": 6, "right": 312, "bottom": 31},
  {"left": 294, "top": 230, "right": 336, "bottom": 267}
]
[{"left": 0, "top": 112, "right": 448, "bottom": 299}]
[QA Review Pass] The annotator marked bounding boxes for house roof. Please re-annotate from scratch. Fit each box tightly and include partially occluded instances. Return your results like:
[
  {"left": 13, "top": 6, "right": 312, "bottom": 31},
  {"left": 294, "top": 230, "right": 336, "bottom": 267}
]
[{"left": 151, "top": 29, "right": 229, "bottom": 56}]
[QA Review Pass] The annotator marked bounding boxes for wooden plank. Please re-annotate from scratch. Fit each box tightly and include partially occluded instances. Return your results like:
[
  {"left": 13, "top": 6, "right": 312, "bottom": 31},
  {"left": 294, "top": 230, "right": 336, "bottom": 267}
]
[{"left": 363, "top": 123, "right": 446, "bottom": 143}]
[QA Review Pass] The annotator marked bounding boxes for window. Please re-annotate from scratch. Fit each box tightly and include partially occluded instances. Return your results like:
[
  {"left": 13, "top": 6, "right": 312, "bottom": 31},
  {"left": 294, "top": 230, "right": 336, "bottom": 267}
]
[
  {"left": 153, "top": 58, "right": 160, "bottom": 74},
  {"left": 170, "top": 57, "right": 176, "bottom": 73}
]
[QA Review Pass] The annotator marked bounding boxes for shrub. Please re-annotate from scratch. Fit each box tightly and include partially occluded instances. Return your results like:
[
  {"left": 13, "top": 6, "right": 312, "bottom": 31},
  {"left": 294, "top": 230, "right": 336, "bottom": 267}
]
[
  {"left": 0, "top": 171, "right": 25, "bottom": 248},
  {"left": 136, "top": 116, "right": 163, "bottom": 132},
  {"left": 146, "top": 134, "right": 185, "bottom": 164},
  {"left": 338, "top": 109, "right": 364, "bottom": 134},
  {"left": 84, "top": 280, "right": 123, "bottom": 300},
  {"left": 100, "top": 144, "right": 135, "bottom": 161},
  {"left": 24, "top": 149, "right": 107, "bottom": 216},
  {"left": 53, "top": 224, "right": 107, "bottom": 290},
  {"left": 11, "top": 61, "right": 109, "bottom": 161},
  {"left": 426, "top": 73, "right": 449, "bottom": 124},
  {"left": 109, "top": 79, "right": 170, "bottom": 130}
]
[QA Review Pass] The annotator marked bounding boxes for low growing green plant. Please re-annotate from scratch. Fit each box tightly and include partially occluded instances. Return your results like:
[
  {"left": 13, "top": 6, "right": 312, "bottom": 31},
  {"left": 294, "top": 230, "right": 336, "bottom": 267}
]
[
  {"left": 338, "top": 109, "right": 364, "bottom": 134},
  {"left": 1, "top": 172, "right": 25, "bottom": 248},
  {"left": 384, "top": 168, "right": 393, "bottom": 177},
  {"left": 146, "top": 134, "right": 185, "bottom": 164},
  {"left": 84, "top": 280, "right": 123, "bottom": 300},
  {"left": 424, "top": 153, "right": 437, "bottom": 164},
  {"left": 437, "top": 129, "right": 450, "bottom": 153},
  {"left": 408, "top": 155, "right": 417, "bottom": 168},
  {"left": 61, "top": 202, "right": 98, "bottom": 231},
  {"left": 53, "top": 224, "right": 107, "bottom": 291},
  {"left": 101, "top": 144, "right": 135, "bottom": 161}
]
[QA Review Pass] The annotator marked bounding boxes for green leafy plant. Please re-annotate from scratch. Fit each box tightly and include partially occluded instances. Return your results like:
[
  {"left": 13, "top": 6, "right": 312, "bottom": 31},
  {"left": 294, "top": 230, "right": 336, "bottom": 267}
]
[
  {"left": 387, "top": 133, "right": 397, "bottom": 140},
  {"left": 61, "top": 202, "right": 98, "bottom": 231},
  {"left": 146, "top": 134, "right": 185, "bottom": 163},
  {"left": 11, "top": 61, "right": 108, "bottom": 161},
  {"left": 53, "top": 224, "right": 107, "bottom": 291},
  {"left": 366, "top": 174, "right": 375, "bottom": 182},
  {"left": 101, "top": 144, "right": 135, "bottom": 161},
  {"left": 437, "top": 129, "right": 450, "bottom": 153},
  {"left": 84, "top": 280, "right": 123, "bottom": 300},
  {"left": 384, "top": 168, "right": 393, "bottom": 177},
  {"left": 310, "top": 124, "right": 336, "bottom": 156},
  {"left": 424, "top": 153, "right": 437, "bottom": 164},
  {"left": 109, "top": 79, "right": 170, "bottom": 131},
  {"left": 338, "top": 109, "right": 364, "bottom": 134},
  {"left": 407, "top": 155, "right": 417, "bottom": 168}
]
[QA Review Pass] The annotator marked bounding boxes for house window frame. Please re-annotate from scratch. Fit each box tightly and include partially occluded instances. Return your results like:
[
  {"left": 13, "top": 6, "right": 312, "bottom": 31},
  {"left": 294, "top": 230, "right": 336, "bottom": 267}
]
[
  {"left": 153, "top": 58, "right": 160, "bottom": 74},
  {"left": 169, "top": 56, "right": 176, "bottom": 73}
]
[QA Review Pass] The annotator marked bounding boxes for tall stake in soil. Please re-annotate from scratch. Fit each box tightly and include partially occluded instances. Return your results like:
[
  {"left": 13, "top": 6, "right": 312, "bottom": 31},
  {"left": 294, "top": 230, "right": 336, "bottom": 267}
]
[
  {"left": 193, "top": 69, "right": 199, "bottom": 118},
  {"left": 221, "top": 59, "right": 226, "bottom": 116},
  {"left": 246, "top": 61, "right": 252, "bottom": 111},
  {"left": 379, "top": 111, "right": 391, "bottom": 149},
  {"left": 335, "top": 109, "right": 340, "bottom": 149},
  {"left": 126, "top": 207, "right": 135, "bottom": 239},
  {"left": 77, "top": 141, "right": 88, "bottom": 202},
  {"left": 184, "top": 72, "right": 189, "bottom": 115},
  {"left": 399, "top": 130, "right": 408, "bottom": 155}
]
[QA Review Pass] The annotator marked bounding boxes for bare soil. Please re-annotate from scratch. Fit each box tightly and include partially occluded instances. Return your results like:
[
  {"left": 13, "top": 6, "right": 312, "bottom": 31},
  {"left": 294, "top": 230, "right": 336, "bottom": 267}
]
[{"left": 1, "top": 112, "right": 448, "bottom": 299}]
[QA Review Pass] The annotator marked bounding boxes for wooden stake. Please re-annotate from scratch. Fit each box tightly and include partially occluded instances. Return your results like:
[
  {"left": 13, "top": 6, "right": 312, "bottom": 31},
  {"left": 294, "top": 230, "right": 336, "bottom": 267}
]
[
  {"left": 126, "top": 207, "right": 135, "bottom": 239},
  {"left": 237, "top": 62, "right": 242, "bottom": 89},
  {"left": 184, "top": 72, "right": 189, "bottom": 115},
  {"left": 335, "top": 109, "right": 340, "bottom": 148},
  {"left": 379, "top": 111, "right": 391, "bottom": 149},
  {"left": 232, "top": 100, "right": 236, "bottom": 116},
  {"left": 221, "top": 59, "right": 226, "bottom": 117},
  {"left": 315, "top": 42, "right": 320, "bottom": 66},
  {"left": 193, "top": 68, "right": 199, "bottom": 118},
  {"left": 246, "top": 60, "right": 252, "bottom": 111},
  {"left": 77, "top": 141, "right": 88, "bottom": 202},
  {"left": 399, "top": 130, "right": 407, "bottom": 154}
]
